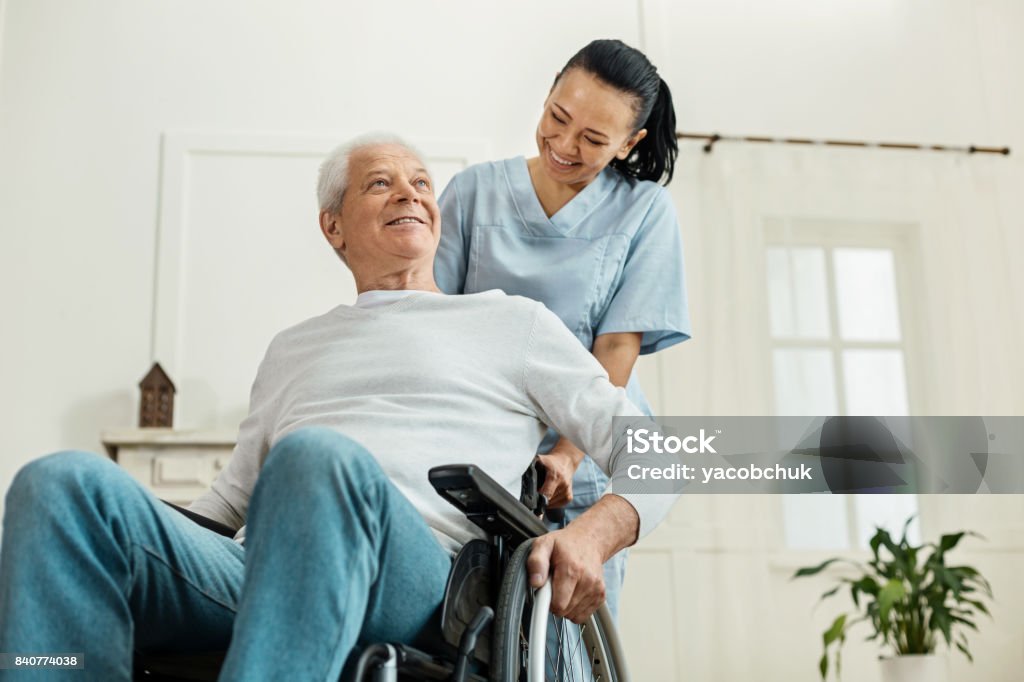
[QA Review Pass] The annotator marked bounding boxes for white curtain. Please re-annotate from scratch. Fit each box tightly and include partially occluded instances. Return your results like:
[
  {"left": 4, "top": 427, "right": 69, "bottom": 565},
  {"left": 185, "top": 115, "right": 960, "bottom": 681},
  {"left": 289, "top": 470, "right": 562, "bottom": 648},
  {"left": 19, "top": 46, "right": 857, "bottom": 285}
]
[{"left": 655, "top": 141, "right": 1023, "bottom": 417}]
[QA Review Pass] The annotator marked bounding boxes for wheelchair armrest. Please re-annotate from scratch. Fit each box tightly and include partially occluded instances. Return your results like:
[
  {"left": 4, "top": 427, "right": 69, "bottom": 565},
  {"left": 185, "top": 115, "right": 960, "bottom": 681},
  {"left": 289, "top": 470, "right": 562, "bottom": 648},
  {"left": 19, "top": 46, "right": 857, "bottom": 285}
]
[
  {"left": 161, "top": 500, "right": 238, "bottom": 538},
  {"left": 429, "top": 464, "right": 548, "bottom": 548}
]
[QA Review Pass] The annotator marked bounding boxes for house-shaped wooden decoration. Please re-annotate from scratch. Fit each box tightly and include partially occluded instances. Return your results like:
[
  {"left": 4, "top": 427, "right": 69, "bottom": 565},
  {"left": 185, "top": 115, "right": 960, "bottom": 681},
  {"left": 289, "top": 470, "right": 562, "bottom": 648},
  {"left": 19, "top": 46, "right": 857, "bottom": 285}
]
[{"left": 139, "top": 362, "right": 176, "bottom": 428}]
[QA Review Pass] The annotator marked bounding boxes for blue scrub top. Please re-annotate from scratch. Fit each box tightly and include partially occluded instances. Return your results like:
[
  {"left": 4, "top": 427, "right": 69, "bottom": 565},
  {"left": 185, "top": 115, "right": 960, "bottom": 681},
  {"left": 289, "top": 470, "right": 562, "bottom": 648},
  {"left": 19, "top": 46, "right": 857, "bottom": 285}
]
[{"left": 434, "top": 156, "right": 691, "bottom": 415}]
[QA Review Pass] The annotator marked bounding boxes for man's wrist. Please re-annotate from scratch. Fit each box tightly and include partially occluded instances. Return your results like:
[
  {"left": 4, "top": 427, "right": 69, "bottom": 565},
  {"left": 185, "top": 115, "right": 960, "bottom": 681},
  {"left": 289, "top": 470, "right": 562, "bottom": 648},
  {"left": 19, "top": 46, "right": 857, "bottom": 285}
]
[{"left": 565, "top": 494, "right": 640, "bottom": 561}]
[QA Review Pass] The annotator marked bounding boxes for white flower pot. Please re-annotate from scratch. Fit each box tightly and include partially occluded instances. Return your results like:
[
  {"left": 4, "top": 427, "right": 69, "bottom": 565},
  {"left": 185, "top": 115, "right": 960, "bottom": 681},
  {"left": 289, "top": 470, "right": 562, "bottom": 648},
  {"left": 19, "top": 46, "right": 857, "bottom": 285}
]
[{"left": 878, "top": 653, "right": 948, "bottom": 682}]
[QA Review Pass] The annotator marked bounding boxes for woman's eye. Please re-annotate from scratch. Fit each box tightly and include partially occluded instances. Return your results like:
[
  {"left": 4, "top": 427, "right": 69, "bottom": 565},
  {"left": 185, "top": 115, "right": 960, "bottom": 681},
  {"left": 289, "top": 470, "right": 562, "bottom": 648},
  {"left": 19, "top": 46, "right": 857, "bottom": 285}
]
[
  {"left": 585, "top": 137, "right": 605, "bottom": 146},
  {"left": 551, "top": 111, "right": 566, "bottom": 124},
  {"left": 371, "top": 179, "right": 388, "bottom": 188},
  {"left": 415, "top": 179, "right": 430, "bottom": 188}
]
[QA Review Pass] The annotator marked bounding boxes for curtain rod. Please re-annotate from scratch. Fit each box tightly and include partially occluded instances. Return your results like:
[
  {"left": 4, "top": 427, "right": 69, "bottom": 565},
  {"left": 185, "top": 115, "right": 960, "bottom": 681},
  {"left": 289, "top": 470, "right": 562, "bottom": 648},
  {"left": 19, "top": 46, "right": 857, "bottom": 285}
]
[{"left": 678, "top": 132, "right": 1011, "bottom": 156}]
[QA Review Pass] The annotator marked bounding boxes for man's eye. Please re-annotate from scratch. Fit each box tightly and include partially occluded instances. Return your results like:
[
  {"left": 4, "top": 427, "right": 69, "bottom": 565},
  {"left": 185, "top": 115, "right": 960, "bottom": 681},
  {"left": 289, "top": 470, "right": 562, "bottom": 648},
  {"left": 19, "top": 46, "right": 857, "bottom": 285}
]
[{"left": 551, "top": 111, "right": 566, "bottom": 124}]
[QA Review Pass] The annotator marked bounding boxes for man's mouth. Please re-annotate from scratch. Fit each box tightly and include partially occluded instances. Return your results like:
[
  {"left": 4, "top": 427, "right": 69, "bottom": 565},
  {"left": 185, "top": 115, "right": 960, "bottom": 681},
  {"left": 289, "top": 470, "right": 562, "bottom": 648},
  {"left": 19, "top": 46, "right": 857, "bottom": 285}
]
[
  {"left": 548, "top": 144, "right": 580, "bottom": 168},
  {"left": 386, "top": 216, "right": 426, "bottom": 226}
]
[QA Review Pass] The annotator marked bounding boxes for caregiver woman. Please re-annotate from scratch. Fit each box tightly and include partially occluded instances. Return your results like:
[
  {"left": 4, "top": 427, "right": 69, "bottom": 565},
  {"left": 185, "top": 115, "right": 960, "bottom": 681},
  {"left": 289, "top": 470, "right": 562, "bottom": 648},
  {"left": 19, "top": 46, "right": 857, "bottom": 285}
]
[{"left": 434, "top": 39, "right": 691, "bottom": 618}]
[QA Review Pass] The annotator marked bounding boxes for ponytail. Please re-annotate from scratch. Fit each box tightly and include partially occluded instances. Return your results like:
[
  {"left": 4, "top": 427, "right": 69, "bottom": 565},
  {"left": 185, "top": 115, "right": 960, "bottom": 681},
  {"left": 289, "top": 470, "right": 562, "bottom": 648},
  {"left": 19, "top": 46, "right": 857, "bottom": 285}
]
[
  {"left": 559, "top": 39, "right": 679, "bottom": 186},
  {"left": 611, "top": 77, "right": 677, "bottom": 185}
]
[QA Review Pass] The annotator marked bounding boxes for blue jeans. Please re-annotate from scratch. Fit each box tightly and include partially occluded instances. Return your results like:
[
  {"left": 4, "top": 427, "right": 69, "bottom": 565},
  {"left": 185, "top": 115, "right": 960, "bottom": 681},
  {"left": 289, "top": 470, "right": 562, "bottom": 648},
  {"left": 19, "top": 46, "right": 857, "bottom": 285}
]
[{"left": 0, "top": 427, "right": 452, "bottom": 681}]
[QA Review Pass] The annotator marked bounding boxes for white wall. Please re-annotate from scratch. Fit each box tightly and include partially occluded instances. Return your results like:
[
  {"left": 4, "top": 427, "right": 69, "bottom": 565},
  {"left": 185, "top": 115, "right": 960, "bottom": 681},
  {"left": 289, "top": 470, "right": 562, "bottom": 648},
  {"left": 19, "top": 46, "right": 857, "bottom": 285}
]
[
  {"left": 2, "top": 1, "right": 1022, "bottom": 680},
  {"left": 0, "top": 0, "right": 640, "bottom": 481}
]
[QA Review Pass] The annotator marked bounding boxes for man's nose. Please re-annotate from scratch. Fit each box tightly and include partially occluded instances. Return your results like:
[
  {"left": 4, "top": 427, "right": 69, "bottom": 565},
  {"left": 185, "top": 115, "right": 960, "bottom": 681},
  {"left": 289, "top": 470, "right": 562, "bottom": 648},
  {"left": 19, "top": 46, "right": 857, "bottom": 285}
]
[{"left": 392, "top": 181, "right": 420, "bottom": 202}]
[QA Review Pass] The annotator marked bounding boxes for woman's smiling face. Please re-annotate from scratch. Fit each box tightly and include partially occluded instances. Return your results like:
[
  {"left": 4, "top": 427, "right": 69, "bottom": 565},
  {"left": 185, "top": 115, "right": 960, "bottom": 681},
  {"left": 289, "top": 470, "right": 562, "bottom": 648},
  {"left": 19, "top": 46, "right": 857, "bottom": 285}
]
[{"left": 534, "top": 68, "right": 647, "bottom": 190}]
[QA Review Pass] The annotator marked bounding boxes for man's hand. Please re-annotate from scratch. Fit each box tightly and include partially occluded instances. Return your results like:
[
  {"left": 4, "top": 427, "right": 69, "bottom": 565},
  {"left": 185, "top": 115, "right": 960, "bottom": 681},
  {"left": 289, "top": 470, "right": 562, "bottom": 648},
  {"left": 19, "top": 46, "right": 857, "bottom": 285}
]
[
  {"left": 526, "top": 495, "right": 640, "bottom": 624},
  {"left": 527, "top": 528, "right": 606, "bottom": 624}
]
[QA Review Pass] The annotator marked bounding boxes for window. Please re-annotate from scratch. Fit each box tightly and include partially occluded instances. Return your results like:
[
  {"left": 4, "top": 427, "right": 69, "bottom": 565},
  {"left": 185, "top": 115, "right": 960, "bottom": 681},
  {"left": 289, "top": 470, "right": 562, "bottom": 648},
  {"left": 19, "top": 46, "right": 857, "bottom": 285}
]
[{"left": 765, "top": 218, "right": 921, "bottom": 550}]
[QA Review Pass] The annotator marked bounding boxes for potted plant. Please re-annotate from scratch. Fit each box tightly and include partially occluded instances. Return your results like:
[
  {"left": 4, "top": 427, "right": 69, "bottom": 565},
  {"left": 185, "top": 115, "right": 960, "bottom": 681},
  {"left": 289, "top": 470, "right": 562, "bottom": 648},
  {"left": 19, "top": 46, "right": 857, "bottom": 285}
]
[{"left": 791, "top": 515, "right": 994, "bottom": 681}]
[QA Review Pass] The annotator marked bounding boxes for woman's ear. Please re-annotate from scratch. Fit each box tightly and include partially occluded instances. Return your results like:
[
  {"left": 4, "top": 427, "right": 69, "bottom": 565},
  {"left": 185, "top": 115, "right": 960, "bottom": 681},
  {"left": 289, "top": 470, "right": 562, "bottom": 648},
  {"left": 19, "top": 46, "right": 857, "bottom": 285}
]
[
  {"left": 616, "top": 128, "right": 648, "bottom": 160},
  {"left": 319, "top": 210, "right": 345, "bottom": 251}
]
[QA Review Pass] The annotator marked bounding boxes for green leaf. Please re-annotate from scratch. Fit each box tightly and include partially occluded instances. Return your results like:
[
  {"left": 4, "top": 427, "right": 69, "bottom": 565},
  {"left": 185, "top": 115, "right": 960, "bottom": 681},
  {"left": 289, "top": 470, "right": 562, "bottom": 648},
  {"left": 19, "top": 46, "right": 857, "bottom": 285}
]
[
  {"left": 849, "top": 576, "right": 879, "bottom": 609},
  {"left": 819, "top": 652, "right": 828, "bottom": 679},
  {"left": 869, "top": 526, "right": 888, "bottom": 557},
  {"left": 899, "top": 514, "right": 917, "bottom": 544},
  {"left": 950, "top": 615, "right": 979, "bottom": 631},
  {"left": 852, "top": 576, "right": 881, "bottom": 595},
  {"left": 937, "top": 530, "right": 985, "bottom": 556},
  {"left": 939, "top": 531, "right": 966, "bottom": 553},
  {"left": 955, "top": 640, "right": 974, "bottom": 664},
  {"left": 878, "top": 579, "right": 906, "bottom": 624},
  {"left": 835, "top": 622, "right": 847, "bottom": 679},
  {"left": 962, "top": 598, "right": 991, "bottom": 617},
  {"left": 823, "top": 613, "right": 847, "bottom": 647},
  {"left": 950, "top": 566, "right": 995, "bottom": 597},
  {"left": 933, "top": 565, "right": 963, "bottom": 594},
  {"left": 931, "top": 610, "right": 953, "bottom": 646},
  {"left": 905, "top": 545, "right": 920, "bottom": 581},
  {"left": 820, "top": 585, "right": 842, "bottom": 601},
  {"left": 792, "top": 558, "right": 842, "bottom": 579}
]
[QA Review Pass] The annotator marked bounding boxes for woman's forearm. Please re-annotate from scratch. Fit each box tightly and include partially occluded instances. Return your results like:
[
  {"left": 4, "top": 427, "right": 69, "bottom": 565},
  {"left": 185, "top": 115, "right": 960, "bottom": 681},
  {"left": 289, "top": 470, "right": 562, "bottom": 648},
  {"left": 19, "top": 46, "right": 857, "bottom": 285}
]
[{"left": 591, "top": 332, "right": 643, "bottom": 388}]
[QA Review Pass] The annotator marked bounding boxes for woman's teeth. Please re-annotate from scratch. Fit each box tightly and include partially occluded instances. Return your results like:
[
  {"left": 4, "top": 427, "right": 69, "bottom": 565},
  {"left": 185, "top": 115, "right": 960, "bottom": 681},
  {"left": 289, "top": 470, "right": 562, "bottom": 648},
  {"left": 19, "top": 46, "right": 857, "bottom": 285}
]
[{"left": 550, "top": 148, "right": 578, "bottom": 166}]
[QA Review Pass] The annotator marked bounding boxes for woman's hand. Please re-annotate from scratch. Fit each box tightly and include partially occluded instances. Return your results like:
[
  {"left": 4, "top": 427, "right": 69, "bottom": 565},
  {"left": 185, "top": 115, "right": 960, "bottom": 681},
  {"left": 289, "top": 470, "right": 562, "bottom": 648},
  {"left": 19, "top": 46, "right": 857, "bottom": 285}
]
[{"left": 537, "top": 440, "right": 584, "bottom": 508}]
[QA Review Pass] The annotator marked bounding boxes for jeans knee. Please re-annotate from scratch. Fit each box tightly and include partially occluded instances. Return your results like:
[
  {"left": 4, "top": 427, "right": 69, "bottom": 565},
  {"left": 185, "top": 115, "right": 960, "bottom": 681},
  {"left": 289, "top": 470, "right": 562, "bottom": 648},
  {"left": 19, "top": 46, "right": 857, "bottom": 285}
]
[
  {"left": 6, "top": 451, "right": 111, "bottom": 508},
  {"left": 261, "top": 427, "right": 383, "bottom": 489}
]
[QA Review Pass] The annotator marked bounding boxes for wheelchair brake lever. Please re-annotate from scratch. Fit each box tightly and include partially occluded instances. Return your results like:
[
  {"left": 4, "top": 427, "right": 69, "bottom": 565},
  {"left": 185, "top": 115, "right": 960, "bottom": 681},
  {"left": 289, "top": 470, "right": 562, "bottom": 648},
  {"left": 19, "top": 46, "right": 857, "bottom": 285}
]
[{"left": 451, "top": 605, "right": 493, "bottom": 682}]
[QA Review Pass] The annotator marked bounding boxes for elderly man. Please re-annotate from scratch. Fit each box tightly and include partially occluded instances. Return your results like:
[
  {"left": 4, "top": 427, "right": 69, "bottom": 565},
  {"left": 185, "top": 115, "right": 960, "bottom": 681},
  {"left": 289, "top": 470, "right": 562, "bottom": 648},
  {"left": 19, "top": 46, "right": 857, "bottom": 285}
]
[{"left": 0, "top": 135, "right": 669, "bottom": 681}]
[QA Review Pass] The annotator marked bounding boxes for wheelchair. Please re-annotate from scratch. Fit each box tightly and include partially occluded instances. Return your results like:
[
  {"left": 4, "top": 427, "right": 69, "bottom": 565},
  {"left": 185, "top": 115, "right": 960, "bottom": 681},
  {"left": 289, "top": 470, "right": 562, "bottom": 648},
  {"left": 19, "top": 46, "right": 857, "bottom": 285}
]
[{"left": 135, "top": 462, "right": 629, "bottom": 682}]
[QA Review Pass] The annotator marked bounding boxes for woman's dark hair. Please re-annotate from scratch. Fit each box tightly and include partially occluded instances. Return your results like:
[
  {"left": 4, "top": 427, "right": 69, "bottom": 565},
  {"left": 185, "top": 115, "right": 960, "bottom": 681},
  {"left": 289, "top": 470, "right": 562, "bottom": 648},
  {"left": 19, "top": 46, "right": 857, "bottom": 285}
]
[{"left": 557, "top": 39, "right": 678, "bottom": 185}]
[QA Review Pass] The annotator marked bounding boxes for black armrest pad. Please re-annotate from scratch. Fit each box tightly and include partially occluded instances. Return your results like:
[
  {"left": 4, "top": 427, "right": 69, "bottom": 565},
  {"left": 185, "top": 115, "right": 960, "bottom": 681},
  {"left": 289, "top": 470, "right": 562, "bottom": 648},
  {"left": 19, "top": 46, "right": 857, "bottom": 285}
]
[
  {"left": 162, "top": 500, "right": 238, "bottom": 538},
  {"left": 429, "top": 464, "right": 548, "bottom": 546}
]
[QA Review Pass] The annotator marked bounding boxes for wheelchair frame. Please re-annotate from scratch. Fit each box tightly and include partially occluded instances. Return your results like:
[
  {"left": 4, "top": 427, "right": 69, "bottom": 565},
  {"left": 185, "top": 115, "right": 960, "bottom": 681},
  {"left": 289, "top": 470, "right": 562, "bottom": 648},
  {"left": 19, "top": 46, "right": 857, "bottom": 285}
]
[
  {"left": 133, "top": 462, "right": 629, "bottom": 682},
  {"left": 350, "top": 463, "right": 629, "bottom": 682}
]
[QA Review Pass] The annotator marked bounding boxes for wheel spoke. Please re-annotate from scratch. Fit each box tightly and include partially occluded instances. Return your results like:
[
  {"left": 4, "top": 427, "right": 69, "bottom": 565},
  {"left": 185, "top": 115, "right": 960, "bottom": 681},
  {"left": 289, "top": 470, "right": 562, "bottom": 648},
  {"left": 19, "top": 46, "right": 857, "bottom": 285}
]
[
  {"left": 555, "top": 616, "right": 570, "bottom": 681},
  {"left": 572, "top": 623, "right": 587, "bottom": 679},
  {"left": 544, "top": 618, "right": 559, "bottom": 681}
]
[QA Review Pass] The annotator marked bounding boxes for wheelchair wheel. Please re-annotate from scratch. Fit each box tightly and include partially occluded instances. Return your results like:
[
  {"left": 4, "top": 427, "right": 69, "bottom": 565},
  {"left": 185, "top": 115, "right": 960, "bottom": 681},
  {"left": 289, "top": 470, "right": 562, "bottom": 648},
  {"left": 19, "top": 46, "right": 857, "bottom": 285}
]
[{"left": 491, "top": 539, "right": 628, "bottom": 682}]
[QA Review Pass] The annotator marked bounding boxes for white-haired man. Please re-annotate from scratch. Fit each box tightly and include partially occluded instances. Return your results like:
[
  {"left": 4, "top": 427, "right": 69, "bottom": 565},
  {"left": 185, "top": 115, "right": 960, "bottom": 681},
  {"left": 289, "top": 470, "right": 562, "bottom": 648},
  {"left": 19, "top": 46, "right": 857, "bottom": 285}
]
[{"left": 0, "top": 135, "right": 671, "bottom": 681}]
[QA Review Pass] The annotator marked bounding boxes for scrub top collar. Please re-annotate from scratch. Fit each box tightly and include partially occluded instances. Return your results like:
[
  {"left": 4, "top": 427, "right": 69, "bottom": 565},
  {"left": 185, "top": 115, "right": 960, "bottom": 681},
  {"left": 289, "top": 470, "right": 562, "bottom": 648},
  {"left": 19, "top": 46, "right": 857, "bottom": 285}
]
[{"left": 506, "top": 156, "right": 616, "bottom": 236}]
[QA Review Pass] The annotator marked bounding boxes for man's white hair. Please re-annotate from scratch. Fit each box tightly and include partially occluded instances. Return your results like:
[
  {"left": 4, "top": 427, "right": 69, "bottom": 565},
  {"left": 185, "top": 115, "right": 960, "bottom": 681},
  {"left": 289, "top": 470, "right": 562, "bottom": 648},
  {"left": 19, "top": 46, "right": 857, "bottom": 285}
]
[{"left": 317, "top": 133, "right": 424, "bottom": 215}]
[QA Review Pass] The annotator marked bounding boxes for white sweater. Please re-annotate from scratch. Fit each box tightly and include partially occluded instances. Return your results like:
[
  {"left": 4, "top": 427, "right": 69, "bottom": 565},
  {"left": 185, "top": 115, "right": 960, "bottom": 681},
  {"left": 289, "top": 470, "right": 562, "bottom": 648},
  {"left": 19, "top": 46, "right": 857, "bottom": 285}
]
[{"left": 188, "top": 290, "right": 669, "bottom": 553}]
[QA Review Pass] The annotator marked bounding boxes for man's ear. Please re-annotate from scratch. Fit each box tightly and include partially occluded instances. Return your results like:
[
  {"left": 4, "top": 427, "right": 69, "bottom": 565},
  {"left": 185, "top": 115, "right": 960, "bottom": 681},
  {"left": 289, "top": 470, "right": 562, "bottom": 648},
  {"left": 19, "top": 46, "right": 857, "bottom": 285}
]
[
  {"left": 319, "top": 210, "right": 345, "bottom": 252},
  {"left": 616, "top": 128, "right": 648, "bottom": 160}
]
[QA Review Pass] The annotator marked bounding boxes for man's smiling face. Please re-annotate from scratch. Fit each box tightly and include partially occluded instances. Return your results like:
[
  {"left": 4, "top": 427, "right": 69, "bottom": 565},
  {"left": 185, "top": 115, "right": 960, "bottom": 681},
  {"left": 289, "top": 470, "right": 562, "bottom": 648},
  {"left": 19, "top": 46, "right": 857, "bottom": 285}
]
[{"left": 322, "top": 143, "right": 441, "bottom": 268}]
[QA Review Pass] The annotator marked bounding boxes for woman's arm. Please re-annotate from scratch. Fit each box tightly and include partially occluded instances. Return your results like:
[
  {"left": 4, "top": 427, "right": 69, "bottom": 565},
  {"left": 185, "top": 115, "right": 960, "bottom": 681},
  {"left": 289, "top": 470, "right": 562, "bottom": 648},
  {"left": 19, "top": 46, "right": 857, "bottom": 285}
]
[
  {"left": 539, "top": 332, "right": 643, "bottom": 507},
  {"left": 591, "top": 332, "right": 643, "bottom": 386}
]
